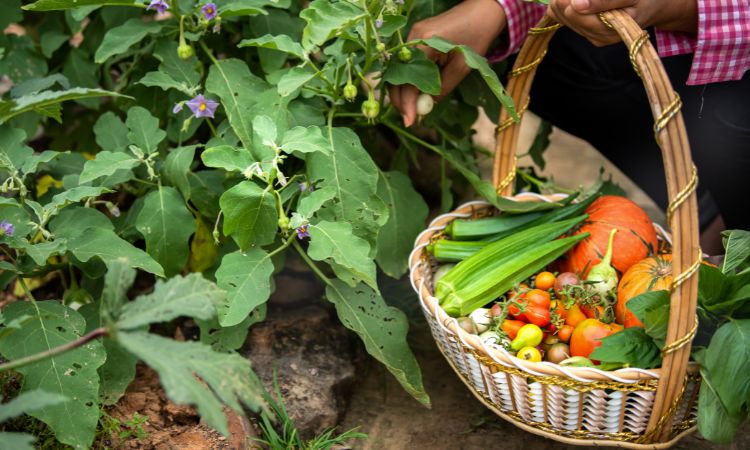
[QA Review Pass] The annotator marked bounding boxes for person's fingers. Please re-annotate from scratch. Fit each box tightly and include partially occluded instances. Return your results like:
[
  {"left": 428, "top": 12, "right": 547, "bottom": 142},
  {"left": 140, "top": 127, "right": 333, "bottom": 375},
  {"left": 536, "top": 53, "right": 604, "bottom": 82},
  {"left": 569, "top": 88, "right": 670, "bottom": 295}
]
[
  {"left": 437, "top": 54, "right": 471, "bottom": 100},
  {"left": 389, "top": 84, "right": 403, "bottom": 115},
  {"left": 400, "top": 84, "right": 420, "bottom": 127},
  {"left": 570, "top": 0, "right": 637, "bottom": 14},
  {"left": 549, "top": 2, "right": 620, "bottom": 47}
]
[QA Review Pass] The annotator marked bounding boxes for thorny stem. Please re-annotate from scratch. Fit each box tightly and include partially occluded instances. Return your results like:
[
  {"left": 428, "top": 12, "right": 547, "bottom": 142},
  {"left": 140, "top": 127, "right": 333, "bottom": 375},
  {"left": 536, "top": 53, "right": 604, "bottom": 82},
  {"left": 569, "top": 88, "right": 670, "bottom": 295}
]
[{"left": 0, "top": 328, "right": 108, "bottom": 373}]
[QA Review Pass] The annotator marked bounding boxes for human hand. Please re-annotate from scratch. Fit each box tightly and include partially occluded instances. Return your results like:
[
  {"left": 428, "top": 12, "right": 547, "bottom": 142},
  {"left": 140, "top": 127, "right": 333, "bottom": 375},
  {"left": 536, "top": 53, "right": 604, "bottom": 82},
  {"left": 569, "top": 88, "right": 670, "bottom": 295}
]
[
  {"left": 548, "top": 0, "right": 698, "bottom": 47},
  {"left": 389, "top": 0, "right": 507, "bottom": 127}
]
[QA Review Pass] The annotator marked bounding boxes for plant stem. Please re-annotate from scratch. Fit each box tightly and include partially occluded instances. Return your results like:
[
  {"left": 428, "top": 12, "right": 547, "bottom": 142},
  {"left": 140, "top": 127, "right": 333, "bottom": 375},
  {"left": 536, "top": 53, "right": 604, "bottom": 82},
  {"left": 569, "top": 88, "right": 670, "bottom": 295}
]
[
  {"left": 199, "top": 40, "right": 219, "bottom": 65},
  {"left": 206, "top": 118, "right": 218, "bottom": 137},
  {"left": 0, "top": 328, "right": 108, "bottom": 373},
  {"left": 383, "top": 120, "right": 445, "bottom": 156},
  {"left": 292, "top": 240, "right": 334, "bottom": 288},
  {"left": 268, "top": 235, "right": 295, "bottom": 260}
]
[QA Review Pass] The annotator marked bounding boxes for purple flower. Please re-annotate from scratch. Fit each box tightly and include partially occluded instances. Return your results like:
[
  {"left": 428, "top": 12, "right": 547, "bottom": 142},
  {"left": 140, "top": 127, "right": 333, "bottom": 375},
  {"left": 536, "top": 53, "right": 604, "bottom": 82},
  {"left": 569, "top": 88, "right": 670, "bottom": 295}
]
[
  {"left": 299, "top": 182, "right": 315, "bottom": 192},
  {"left": 0, "top": 221, "right": 14, "bottom": 237},
  {"left": 395, "top": 0, "right": 404, "bottom": 4},
  {"left": 295, "top": 225, "right": 310, "bottom": 240},
  {"left": 186, "top": 94, "right": 219, "bottom": 118},
  {"left": 146, "top": 0, "right": 169, "bottom": 14},
  {"left": 202, "top": 2, "right": 218, "bottom": 21},
  {"left": 375, "top": 18, "right": 384, "bottom": 28},
  {"left": 172, "top": 102, "right": 183, "bottom": 114}
]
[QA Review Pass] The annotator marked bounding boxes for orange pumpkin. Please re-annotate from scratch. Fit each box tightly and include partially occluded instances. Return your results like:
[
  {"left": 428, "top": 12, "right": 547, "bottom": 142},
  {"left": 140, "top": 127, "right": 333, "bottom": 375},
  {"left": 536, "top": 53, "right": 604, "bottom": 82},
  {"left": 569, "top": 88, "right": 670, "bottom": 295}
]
[
  {"left": 561, "top": 196, "right": 658, "bottom": 277},
  {"left": 616, "top": 254, "right": 673, "bottom": 327}
]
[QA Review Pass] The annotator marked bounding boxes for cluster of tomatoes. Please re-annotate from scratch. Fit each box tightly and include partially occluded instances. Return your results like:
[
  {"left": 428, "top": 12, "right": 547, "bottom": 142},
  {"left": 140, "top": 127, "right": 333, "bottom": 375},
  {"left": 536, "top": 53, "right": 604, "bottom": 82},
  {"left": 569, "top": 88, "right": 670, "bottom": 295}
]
[{"left": 468, "top": 270, "right": 623, "bottom": 365}]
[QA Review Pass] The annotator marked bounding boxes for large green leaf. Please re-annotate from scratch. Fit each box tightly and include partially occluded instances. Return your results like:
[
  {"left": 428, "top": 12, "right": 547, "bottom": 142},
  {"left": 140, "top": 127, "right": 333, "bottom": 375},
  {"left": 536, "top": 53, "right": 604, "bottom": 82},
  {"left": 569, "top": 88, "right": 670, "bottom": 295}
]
[
  {"left": 126, "top": 106, "right": 166, "bottom": 154},
  {"left": 135, "top": 186, "right": 195, "bottom": 277},
  {"left": 78, "top": 151, "right": 140, "bottom": 184},
  {"left": 205, "top": 59, "right": 267, "bottom": 150},
  {"left": 419, "top": 36, "right": 516, "bottom": 119},
  {"left": 49, "top": 207, "right": 113, "bottom": 239},
  {"left": 219, "top": 181, "right": 277, "bottom": 250},
  {"left": 215, "top": 249, "right": 274, "bottom": 327},
  {"left": 306, "top": 127, "right": 387, "bottom": 247},
  {"left": 299, "top": 0, "right": 365, "bottom": 49},
  {"left": 308, "top": 221, "right": 377, "bottom": 290},
  {"left": 201, "top": 145, "right": 256, "bottom": 173},
  {"left": 697, "top": 366, "right": 747, "bottom": 444},
  {"left": 589, "top": 327, "right": 661, "bottom": 370},
  {"left": 238, "top": 34, "right": 306, "bottom": 59},
  {"left": 382, "top": 51, "right": 441, "bottom": 96},
  {"left": 277, "top": 66, "right": 317, "bottom": 97},
  {"left": 296, "top": 185, "right": 336, "bottom": 219},
  {"left": 138, "top": 71, "right": 196, "bottom": 95},
  {"left": 93, "top": 111, "right": 129, "bottom": 152},
  {"left": 18, "top": 240, "right": 67, "bottom": 266},
  {"left": 24, "top": 0, "right": 138, "bottom": 11},
  {"left": 163, "top": 145, "right": 197, "bottom": 199},
  {"left": 721, "top": 229, "right": 750, "bottom": 274},
  {"left": 67, "top": 227, "right": 164, "bottom": 276},
  {"left": 325, "top": 280, "right": 429, "bottom": 406},
  {"left": 95, "top": 18, "right": 163, "bottom": 63},
  {"left": 0, "top": 88, "right": 126, "bottom": 124},
  {"left": 702, "top": 319, "right": 750, "bottom": 415},
  {"left": 626, "top": 290, "right": 670, "bottom": 348},
  {"left": 0, "top": 302, "right": 106, "bottom": 450},
  {"left": 375, "top": 171, "right": 428, "bottom": 278},
  {"left": 153, "top": 40, "right": 201, "bottom": 89},
  {"left": 117, "top": 331, "right": 267, "bottom": 436},
  {"left": 118, "top": 273, "right": 223, "bottom": 330},
  {"left": 0, "top": 433, "right": 35, "bottom": 450},
  {"left": 280, "top": 126, "right": 330, "bottom": 155}
]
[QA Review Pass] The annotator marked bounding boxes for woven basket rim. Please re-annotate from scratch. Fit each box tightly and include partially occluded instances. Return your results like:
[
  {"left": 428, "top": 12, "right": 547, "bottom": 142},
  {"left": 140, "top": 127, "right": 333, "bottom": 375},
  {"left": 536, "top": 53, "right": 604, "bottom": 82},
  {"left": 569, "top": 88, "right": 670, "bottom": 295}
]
[{"left": 408, "top": 192, "right": 700, "bottom": 383}]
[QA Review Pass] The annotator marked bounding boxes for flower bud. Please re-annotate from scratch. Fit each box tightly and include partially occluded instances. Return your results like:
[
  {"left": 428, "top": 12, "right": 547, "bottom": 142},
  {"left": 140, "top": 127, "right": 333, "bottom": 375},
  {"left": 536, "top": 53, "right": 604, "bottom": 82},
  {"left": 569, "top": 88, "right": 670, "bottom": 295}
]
[
  {"left": 376, "top": 42, "right": 386, "bottom": 53},
  {"left": 177, "top": 43, "right": 194, "bottom": 60},
  {"left": 398, "top": 46, "right": 412, "bottom": 62},
  {"left": 361, "top": 92, "right": 380, "bottom": 123},
  {"left": 343, "top": 83, "right": 357, "bottom": 102}
]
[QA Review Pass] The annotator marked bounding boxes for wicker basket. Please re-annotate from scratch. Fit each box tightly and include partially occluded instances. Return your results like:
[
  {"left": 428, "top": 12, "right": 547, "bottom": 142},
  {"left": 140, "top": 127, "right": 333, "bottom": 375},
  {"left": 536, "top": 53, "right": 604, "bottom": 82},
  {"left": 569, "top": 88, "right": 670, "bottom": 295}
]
[{"left": 408, "top": 11, "right": 703, "bottom": 448}]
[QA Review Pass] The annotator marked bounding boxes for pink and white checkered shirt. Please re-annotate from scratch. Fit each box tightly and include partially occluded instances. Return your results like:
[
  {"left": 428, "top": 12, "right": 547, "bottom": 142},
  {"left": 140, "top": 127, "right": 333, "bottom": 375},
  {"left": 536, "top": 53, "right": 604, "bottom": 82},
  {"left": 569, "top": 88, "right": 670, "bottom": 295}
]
[{"left": 490, "top": 0, "right": 750, "bottom": 85}]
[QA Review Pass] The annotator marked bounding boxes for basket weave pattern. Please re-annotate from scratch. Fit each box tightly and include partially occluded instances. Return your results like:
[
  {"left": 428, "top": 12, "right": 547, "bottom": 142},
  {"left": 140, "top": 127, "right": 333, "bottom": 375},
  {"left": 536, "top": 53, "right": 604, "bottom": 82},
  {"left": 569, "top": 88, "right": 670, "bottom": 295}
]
[{"left": 409, "top": 11, "right": 702, "bottom": 448}]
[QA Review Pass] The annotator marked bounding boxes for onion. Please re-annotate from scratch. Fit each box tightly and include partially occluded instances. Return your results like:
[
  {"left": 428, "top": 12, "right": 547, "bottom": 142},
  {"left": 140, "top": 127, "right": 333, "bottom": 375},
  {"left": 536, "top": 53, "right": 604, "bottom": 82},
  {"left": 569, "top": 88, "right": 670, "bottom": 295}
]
[
  {"left": 554, "top": 272, "right": 580, "bottom": 297},
  {"left": 416, "top": 93, "right": 434, "bottom": 116},
  {"left": 546, "top": 343, "right": 571, "bottom": 364},
  {"left": 469, "top": 307, "right": 492, "bottom": 333}
]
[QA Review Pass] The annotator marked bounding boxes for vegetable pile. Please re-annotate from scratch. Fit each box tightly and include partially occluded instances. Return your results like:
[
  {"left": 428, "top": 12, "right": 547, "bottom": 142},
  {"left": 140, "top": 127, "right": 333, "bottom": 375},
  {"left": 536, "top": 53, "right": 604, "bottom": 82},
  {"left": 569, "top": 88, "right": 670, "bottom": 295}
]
[{"left": 428, "top": 192, "right": 750, "bottom": 443}]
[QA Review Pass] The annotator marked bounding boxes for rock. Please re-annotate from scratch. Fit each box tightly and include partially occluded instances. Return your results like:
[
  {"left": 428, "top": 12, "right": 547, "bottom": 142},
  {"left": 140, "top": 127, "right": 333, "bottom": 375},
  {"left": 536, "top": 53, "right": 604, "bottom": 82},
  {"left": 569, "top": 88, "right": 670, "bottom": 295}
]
[
  {"left": 241, "top": 305, "right": 357, "bottom": 440},
  {"left": 268, "top": 254, "right": 323, "bottom": 307}
]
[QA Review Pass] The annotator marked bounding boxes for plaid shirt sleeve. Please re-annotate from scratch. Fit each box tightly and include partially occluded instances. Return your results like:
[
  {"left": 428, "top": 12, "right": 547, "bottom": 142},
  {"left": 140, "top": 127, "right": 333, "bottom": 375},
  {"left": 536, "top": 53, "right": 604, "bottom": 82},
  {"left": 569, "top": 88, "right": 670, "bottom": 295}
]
[
  {"left": 656, "top": 0, "right": 750, "bottom": 85},
  {"left": 487, "top": 0, "right": 547, "bottom": 62}
]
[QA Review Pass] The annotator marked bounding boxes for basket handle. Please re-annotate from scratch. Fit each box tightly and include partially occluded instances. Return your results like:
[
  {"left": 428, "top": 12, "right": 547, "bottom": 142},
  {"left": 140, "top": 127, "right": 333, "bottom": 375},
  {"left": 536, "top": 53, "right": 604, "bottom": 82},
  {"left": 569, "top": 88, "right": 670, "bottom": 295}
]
[{"left": 492, "top": 11, "right": 701, "bottom": 443}]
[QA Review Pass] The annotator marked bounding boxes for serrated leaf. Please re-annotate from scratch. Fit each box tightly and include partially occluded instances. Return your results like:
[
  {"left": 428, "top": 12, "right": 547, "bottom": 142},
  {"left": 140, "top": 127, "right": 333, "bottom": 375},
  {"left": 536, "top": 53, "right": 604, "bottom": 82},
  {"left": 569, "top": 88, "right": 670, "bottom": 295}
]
[
  {"left": 238, "top": 34, "right": 306, "bottom": 59},
  {"left": 101, "top": 257, "right": 136, "bottom": 317},
  {"left": 382, "top": 51, "right": 441, "bottom": 96},
  {"left": 67, "top": 227, "right": 164, "bottom": 277},
  {"left": 420, "top": 36, "right": 516, "bottom": 120},
  {"left": 201, "top": 145, "right": 256, "bottom": 173},
  {"left": 0, "top": 389, "right": 69, "bottom": 422},
  {"left": 135, "top": 186, "right": 195, "bottom": 277},
  {"left": 375, "top": 171, "right": 428, "bottom": 278},
  {"left": 20, "top": 150, "right": 63, "bottom": 176},
  {"left": 117, "top": 331, "right": 267, "bottom": 436},
  {"left": 95, "top": 18, "right": 163, "bottom": 63},
  {"left": 0, "top": 125, "right": 32, "bottom": 171},
  {"left": 164, "top": 145, "right": 197, "bottom": 199},
  {"left": 0, "top": 302, "right": 106, "bottom": 450},
  {"left": 215, "top": 249, "right": 274, "bottom": 327},
  {"left": 308, "top": 221, "right": 377, "bottom": 290},
  {"left": 47, "top": 186, "right": 112, "bottom": 213},
  {"left": 78, "top": 151, "right": 140, "bottom": 184},
  {"left": 198, "top": 306, "right": 266, "bottom": 353},
  {"left": 0, "top": 88, "right": 127, "bottom": 124},
  {"left": 126, "top": 106, "right": 166, "bottom": 154},
  {"left": 277, "top": 66, "right": 317, "bottom": 97},
  {"left": 325, "top": 281, "right": 429, "bottom": 406},
  {"left": 306, "top": 127, "right": 386, "bottom": 246},
  {"left": 206, "top": 59, "right": 268, "bottom": 150},
  {"left": 23, "top": 0, "right": 138, "bottom": 11},
  {"left": 117, "top": 273, "right": 223, "bottom": 329},
  {"left": 300, "top": 0, "right": 364, "bottom": 49},
  {"left": 10, "top": 74, "right": 70, "bottom": 98},
  {"left": 280, "top": 126, "right": 330, "bottom": 155},
  {"left": 93, "top": 111, "right": 129, "bottom": 152},
  {"left": 219, "top": 181, "right": 277, "bottom": 250}
]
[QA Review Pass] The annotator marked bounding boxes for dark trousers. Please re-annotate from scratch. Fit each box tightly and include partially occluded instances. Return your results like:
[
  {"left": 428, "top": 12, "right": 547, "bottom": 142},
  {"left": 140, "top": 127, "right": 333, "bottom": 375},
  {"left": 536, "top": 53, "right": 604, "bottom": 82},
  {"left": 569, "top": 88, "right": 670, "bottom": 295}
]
[{"left": 528, "top": 28, "right": 750, "bottom": 231}]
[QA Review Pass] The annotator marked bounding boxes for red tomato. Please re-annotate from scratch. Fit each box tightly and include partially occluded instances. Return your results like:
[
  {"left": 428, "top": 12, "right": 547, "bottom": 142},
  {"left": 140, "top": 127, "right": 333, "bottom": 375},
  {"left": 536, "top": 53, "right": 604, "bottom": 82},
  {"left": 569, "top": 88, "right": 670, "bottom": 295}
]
[
  {"left": 501, "top": 320, "right": 525, "bottom": 340},
  {"left": 525, "top": 305, "right": 551, "bottom": 327},
  {"left": 570, "top": 319, "right": 621, "bottom": 359},
  {"left": 525, "top": 289, "right": 551, "bottom": 309}
]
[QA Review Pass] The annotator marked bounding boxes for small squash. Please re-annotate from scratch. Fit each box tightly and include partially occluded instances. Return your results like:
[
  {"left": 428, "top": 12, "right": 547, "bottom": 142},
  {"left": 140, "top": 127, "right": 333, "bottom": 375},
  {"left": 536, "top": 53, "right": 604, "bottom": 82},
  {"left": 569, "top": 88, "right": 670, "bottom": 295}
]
[{"left": 616, "top": 254, "right": 673, "bottom": 327}]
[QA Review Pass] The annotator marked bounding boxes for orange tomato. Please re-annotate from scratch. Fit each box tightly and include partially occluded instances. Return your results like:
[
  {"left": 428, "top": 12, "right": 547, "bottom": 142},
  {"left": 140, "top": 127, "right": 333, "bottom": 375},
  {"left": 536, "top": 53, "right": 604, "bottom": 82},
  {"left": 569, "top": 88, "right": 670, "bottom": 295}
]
[
  {"left": 557, "top": 324, "right": 574, "bottom": 343},
  {"left": 535, "top": 271, "right": 556, "bottom": 291},
  {"left": 525, "top": 289, "right": 551, "bottom": 309},
  {"left": 570, "top": 319, "right": 621, "bottom": 359},
  {"left": 501, "top": 319, "right": 525, "bottom": 340},
  {"left": 565, "top": 304, "right": 587, "bottom": 328}
]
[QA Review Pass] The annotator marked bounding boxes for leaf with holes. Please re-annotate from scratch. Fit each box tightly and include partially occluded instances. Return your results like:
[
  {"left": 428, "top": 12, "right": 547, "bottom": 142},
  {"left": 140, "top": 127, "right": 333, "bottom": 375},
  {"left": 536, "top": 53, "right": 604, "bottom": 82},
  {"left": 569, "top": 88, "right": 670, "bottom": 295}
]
[
  {"left": 0, "top": 301, "right": 106, "bottom": 450},
  {"left": 308, "top": 220, "right": 377, "bottom": 290}
]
